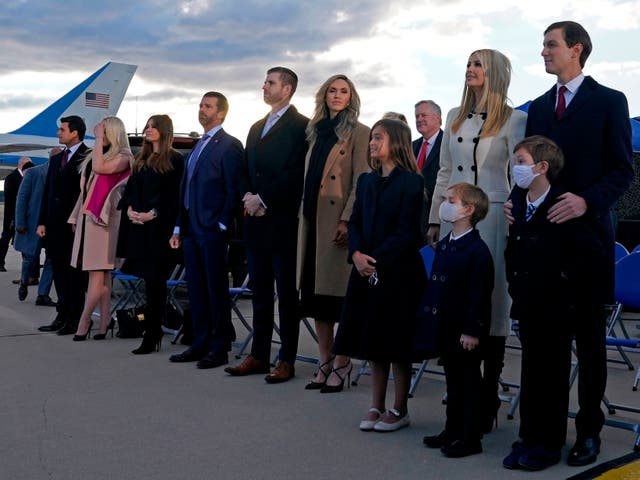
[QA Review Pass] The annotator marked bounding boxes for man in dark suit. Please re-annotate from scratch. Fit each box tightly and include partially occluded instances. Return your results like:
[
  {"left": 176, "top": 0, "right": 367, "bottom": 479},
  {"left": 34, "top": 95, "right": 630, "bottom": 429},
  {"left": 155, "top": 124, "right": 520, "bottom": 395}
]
[
  {"left": 0, "top": 156, "right": 34, "bottom": 271},
  {"left": 413, "top": 100, "right": 443, "bottom": 243},
  {"left": 37, "top": 116, "right": 89, "bottom": 334},
  {"left": 169, "top": 91, "right": 243, "bottom": 368},
  {"left": 517, "top": 21, "right": 633, "bottom": 467},
  {"left": 225, "top": 66, "right": 308, "bottom": 383}
]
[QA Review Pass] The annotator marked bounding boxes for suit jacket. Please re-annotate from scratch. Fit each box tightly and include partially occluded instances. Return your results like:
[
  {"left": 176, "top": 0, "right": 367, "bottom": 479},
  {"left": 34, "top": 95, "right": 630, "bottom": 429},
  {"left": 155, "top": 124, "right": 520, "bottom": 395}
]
[
  {"left": 2, "top": 168, "right": 22, "bottom": 231},
  {"left": 39, "top": 143, "right": 89, "bottom": 260},
  {"left": 239, "top": 105, "right": 309, "bottom": 249},
  {"left": 526, "top": 76, "right": 634, "bottom": 301},
  {"left": 177, "top": 128, "right": 243, "bottom": 237},
  {"left": 14, "top": 163, "right": 48, "bottom": 256},
  {"left": 412, "top": 129, "right": 443, "bottom": 239}
]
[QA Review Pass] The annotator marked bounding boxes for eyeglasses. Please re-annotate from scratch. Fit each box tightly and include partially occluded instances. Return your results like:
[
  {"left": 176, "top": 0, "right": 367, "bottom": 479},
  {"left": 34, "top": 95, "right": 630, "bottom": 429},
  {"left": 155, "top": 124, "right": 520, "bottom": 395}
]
[{"left": 368, "top": 271, "right": 379, "bottom": 286}]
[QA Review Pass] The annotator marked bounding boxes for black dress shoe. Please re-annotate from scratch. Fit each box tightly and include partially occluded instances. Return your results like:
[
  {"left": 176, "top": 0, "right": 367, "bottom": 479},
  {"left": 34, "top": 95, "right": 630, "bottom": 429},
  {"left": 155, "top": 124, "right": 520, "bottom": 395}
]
[
  {"left": 38, "top": 317, "right": 66, "bottom": 332},
  {"left": 423, "top": 430, "right": 454, "bottom": 449},
  {"left": 169, "top": 348, "right": 206, "bottom": 363},
  {"left": 197, "top": 352, "right": 229, "bottom": 369},
  {"left": 0, "top": 265, "right": 6, "bottom": 272},
  {"left": 568, "top": 436, "right": 600, "bottom": 466},
  {"left": 56, "top": 322, "right": 78, "bottom": 336},
  {"left": 18, "top": 283, "right": 28, "bottom": 301},
  {"left": 36, "top": 295, "right": 57, "bottom": 307},
  {"left": 441, "top": 439, "right": 483, "bottom": 458}
]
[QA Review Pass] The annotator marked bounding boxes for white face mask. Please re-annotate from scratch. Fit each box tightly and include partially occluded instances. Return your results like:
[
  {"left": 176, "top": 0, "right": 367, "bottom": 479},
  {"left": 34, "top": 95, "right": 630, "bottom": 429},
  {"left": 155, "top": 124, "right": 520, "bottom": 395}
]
[
  {"left": 439, "top": 201, "right": 466, "bottom": 223},
  {"left": 512, "top": 164, "right": 540, "bottom": 189}
]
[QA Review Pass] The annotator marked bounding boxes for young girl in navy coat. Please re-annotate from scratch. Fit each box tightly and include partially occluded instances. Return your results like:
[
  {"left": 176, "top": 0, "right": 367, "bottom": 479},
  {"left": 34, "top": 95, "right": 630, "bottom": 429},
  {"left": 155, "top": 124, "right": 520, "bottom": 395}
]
[
  {"left": 333, "top": 118, "right": 426, "bottom": 432},
  {"left": 422, "top": 182, "right": 494, "bottom": 457}
]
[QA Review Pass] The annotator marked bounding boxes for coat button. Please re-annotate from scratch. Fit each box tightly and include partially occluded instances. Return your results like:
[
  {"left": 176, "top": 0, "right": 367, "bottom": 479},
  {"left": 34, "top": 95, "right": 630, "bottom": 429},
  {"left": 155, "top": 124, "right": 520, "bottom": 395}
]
[
  {"left": 467, "top": 113, "right": 473, "bottom": 119},
  {"left": 330, "top": 200, "right": 335, "bottom": 205},
  {"left": 440, "top": 275, "right": 446, "bottom": 282},
  {"left": 431, "top": 274, "right": 437, "bottom": 281},
  {"left": 340, "top": 150, "right": 345, "bottom": 155},
  {"left": 441, "top": 244, "right": 447, "bottom": 250},
  {"left": 473, "top": 137, "right": 479, "bottom": 144},
  {"left": 457, "top": 165, "right": 463, "bottom": 171},
  {"left": 471, "top": 165, "right": 476, "bottom": 171},
  {"left": 331, "top": 175, "right": 336, "bottom": 180},
  {"left": 432, "top": 307, "right": 438, "bottom": 314},
  {"left": 457, "top": 137, "right": 463, "bottom": 143}
]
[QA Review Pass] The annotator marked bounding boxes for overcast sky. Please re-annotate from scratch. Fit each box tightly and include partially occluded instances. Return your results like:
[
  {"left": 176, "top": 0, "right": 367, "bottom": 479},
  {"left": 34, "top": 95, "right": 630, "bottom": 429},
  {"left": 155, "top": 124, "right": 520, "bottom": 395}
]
[{"left": 1, "top": 0, "right": 638, "bottom": 143}]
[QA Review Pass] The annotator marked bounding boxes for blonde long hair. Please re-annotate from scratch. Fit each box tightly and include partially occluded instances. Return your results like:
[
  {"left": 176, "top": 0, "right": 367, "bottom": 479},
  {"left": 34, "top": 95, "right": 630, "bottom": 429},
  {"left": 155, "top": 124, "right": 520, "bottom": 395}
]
[
  {"left": 451, "top": 49, "right": 513, "bottom": 138},
  {"left": 306, "top": 74, "right": 361, "bottom": 145},
  {"left": 80, "top": 116, "right": 132, "bottom": 173}
]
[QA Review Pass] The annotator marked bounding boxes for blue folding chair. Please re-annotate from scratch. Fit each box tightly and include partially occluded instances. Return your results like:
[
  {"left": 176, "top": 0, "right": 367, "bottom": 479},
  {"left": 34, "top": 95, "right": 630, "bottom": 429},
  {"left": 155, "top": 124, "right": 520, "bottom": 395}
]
[
  {"left": 615, "top": 242, "right": 630, "bottom": 262},
  {"left": 633, "top": 245, "right": 640, "bottom": 254}
]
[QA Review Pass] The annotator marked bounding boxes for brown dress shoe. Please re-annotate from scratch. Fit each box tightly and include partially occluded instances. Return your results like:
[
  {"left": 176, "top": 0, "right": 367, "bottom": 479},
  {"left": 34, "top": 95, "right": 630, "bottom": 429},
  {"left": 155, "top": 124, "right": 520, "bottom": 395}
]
[
  {"left": 224, "top": 355, "right": 270, "bottom": 376},
  {"left": 265, "top": 360, "right": 295, "bottom": 384}
]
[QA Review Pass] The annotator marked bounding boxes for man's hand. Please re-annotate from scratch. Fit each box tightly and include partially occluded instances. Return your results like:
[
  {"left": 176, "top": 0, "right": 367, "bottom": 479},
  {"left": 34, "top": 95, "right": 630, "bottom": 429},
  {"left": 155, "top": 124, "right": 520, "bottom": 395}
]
[
  {"left": 547, "top": 192, "right": 587, "bottom": 223},
  {"left": 426, "top": 225, "right": 440, "bottom": 248},
  {"left": 36, "top": 225, "right": 46, "bottom": 237},
  {"left": 503, "top": 200, "right": 514, "bottom": 225},
  {"left": 460, "top": 334, "right": 479, "bottom": 351},
  {"left": 243, "top": 193, "right": 262, "bottom": 216},
  {"left": 169, "top": 234, "right": 181, "bottom": 249}
]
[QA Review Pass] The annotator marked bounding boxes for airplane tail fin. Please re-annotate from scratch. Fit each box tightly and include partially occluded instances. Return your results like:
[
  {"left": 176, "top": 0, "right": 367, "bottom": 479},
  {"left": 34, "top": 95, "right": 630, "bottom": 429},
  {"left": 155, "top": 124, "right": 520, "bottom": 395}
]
[{"left": 9, "top": 62, "right": 137, "bottom": 137}]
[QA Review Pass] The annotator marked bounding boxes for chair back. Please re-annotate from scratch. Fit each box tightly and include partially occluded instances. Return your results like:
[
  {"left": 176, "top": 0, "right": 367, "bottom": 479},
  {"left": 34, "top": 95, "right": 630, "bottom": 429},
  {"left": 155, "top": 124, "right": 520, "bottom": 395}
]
[
  {"left": 633, "top": 245, "right": 640, "bottom": 254},
  {"left": 615, "top": 253, "right": 640, "bottom": 309},
  {"left": 615, "top": 242, "right": 629, "bottom": 262},
  {"left": 420, "top": 245, "right": 435, "bottom": 276}
]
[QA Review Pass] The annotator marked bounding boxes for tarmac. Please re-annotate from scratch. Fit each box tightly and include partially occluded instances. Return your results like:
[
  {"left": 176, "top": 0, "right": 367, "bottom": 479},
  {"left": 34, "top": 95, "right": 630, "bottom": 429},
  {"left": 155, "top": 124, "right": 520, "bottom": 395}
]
[{"left": 1, "top": 245, "right": 640, "bottom": 480}]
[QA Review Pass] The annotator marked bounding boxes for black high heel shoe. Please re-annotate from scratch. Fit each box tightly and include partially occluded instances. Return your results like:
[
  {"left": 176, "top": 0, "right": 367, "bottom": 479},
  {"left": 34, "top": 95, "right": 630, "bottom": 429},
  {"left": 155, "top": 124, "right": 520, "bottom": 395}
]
[
  {"left": 72, "top": 320, "right": 94, "bottom": 341},
  {"left": 94, "top": 318, "right": 116, "bottom": 340},
  {"left": 305, "top": 356, "right": 334, "bottom": 390},
  {"left": 131, "top": 334, "right": 163, "bottom": 355},
  {"left": 320, "top": 361, "right": 353, "bottom": 394}
]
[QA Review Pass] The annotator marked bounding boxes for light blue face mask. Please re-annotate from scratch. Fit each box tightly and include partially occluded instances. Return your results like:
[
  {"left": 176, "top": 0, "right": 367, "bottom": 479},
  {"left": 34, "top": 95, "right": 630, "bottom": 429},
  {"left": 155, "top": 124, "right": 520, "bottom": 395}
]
[{"left": 512, "top": 164, "right": 540, "bottom": 189}]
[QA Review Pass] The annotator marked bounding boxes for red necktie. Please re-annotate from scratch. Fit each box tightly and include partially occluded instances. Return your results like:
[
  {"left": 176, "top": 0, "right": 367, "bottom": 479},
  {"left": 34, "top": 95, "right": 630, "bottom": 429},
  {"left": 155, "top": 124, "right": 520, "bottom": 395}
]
[
  {"left": 556, "top": 85, "right": 567, "bottom": 119},
  {"left": 60, "top": 149, "right": 70, "bottom": 171},
  {"left": 417, "top": 141, "right": 429, "bottom": 170}
]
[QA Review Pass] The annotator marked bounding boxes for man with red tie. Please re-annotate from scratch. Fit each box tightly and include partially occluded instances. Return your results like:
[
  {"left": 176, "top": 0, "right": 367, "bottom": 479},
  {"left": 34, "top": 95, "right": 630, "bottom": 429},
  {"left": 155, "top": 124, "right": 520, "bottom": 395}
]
[{"left": 412, "top": 100, "right": 443, "bottom": 244}]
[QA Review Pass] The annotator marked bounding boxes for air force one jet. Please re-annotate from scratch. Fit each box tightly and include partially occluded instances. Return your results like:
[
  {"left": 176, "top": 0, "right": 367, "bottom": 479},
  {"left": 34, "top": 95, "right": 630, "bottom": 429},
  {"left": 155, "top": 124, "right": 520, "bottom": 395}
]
[{"left": 0, "top": 62, "right": 137, "bottom": 167}]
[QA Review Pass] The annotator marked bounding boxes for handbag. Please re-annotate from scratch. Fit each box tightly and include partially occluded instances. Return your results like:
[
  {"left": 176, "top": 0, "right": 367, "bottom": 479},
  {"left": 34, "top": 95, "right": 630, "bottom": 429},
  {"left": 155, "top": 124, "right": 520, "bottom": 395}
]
[{"left": 116, "top": 305, "right": 146, "bottom": 338}]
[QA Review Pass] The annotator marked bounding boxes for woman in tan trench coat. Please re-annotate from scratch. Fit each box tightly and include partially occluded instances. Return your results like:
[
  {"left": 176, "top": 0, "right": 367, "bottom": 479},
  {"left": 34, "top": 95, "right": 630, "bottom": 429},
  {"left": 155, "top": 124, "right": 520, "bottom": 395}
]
[
  {"left": 69, "top": 117, "right": 134, "bottom": 341},
  {"left": 297, "top": 74, "right": 370, "bottom": 393}
]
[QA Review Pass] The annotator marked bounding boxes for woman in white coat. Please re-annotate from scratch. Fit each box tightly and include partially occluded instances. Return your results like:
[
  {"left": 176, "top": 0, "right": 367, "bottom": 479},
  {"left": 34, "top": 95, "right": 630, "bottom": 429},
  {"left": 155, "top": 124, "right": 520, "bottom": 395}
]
[{"left": 427, "top": 49, "right": 526, "bottom": 432}]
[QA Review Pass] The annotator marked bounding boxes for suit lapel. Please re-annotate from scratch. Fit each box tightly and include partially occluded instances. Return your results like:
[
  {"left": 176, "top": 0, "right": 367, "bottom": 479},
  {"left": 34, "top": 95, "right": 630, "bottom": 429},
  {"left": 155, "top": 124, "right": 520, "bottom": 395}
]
[
  {"left": 191, "top": 129, "right": 224, "bottom": 177},
  {"left": 321, "top": 142, "right": 343, "bottom": 182},
  {"left": 561, "top": 76, "right": 595, "bottom": 121}
]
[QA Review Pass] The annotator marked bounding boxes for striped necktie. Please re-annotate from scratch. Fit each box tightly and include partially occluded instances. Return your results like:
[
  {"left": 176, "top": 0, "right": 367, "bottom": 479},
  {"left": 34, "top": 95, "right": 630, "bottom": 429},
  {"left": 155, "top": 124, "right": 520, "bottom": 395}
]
[{"left": 526, "top": 203, "right": 537, "bottom": 222}]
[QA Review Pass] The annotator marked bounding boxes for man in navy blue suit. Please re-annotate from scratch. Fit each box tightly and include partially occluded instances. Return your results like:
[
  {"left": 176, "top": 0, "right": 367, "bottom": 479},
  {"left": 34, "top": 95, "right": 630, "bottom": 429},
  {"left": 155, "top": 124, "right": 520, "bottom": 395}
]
[
  {"left": 412, "top": 100, "right": 443, "bottom": 243},
  {"left": 169, "top": 91, "right": 244, "bottom": 369},
  {"left": 507, "top": 21, "right": 633, "bottom": 468},
  {"left": 225, "top": 67, "right": 308, "bottom": 383}
]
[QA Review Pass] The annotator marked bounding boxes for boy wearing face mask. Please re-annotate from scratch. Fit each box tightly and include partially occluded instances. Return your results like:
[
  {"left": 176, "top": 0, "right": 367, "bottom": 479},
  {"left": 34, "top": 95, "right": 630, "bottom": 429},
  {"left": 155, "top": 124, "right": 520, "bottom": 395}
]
[
  {"left": 503, "top": 135, "right": 580, "bottom": 471},
  {"left": 421, "top": 182, "right": 494, "bottom": 458}
]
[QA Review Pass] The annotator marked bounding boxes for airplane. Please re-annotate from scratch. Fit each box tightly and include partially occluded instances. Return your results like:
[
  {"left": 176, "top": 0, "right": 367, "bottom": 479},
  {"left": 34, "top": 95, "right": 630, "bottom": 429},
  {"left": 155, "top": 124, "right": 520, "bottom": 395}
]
[{"left": 0, "top": 61, "right": 137, "bottom": 169}]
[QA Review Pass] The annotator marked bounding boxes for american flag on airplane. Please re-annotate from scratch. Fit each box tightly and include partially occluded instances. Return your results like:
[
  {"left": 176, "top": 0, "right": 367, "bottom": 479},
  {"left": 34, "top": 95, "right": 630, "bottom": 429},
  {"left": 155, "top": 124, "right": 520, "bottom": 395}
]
[{"left": 85, "top": 92, "right": 110, "bottom": 108}]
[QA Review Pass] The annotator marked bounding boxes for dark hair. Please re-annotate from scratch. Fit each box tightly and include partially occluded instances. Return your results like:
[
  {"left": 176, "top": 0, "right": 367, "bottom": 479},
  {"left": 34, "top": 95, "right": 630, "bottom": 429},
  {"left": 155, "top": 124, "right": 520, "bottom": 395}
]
[
  {"left": 135, "top": 114, "right": 176, "bottom": 173},
  {"left": 545, "top": 21, "right": 592, "bottom": 68},
  {"left": 60, "top": 115, "right": 86, "bottom": 140},
  {"left": 448, "top": 182, "right": 489, "bottom": 226},
  {"left": 267, "top": 66, "right": 298, "bottom": 96},
  {"left": 203, "top": 91, "right": 229, "bottom": 121},
  {"left": 514, "top": 135, "right": 565, "bottom": 182},
  {"left": 368, "top": 118, "right": 417, "bottom": 173}
]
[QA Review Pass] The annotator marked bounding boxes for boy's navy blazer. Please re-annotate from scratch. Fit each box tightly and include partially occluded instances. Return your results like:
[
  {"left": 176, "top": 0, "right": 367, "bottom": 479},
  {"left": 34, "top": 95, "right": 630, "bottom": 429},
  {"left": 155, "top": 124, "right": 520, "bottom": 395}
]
[{"left": 177, "top": 128, "right": 243, "bottom": 236}]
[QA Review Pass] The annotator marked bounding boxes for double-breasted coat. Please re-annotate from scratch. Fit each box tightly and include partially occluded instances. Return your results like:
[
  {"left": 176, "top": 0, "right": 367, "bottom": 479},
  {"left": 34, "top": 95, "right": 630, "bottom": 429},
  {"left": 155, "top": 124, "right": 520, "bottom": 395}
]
[
  {"left": 429, "top": 107, "right": 526, "bottom": 337},
  {"left": 296, "top": 122, "right": 370, "bottom": 297}
]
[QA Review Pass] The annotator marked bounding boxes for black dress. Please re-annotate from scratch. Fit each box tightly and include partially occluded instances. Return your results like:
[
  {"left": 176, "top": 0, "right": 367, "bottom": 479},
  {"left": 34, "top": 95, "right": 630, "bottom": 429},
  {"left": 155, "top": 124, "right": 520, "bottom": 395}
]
[
  {"left": 117, "top": 151, "right": 184, "bottom": 277},
  {"left": 333, "top": 167, "right": 426, "bottom": 363}
]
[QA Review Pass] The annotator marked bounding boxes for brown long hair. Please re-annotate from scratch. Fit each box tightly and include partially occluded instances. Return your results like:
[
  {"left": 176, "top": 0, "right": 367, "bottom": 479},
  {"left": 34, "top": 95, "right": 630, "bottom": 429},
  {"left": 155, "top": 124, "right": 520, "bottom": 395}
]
[
  {"left": 134, "top": 114, "right": 176, "bottom": 173},
  {"left": 368, "top": 118, "right": 418, "bottom": 173}
]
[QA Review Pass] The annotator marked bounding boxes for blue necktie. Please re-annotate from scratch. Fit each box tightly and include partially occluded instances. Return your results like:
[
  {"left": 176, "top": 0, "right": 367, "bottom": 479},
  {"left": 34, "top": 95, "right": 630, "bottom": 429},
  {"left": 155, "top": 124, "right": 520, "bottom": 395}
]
[
  {"left": 526, "top": 203, "right": 537, "bottom": 222},
  {"left": 184, "top": 134, "right": 210, "bottom": 209}
]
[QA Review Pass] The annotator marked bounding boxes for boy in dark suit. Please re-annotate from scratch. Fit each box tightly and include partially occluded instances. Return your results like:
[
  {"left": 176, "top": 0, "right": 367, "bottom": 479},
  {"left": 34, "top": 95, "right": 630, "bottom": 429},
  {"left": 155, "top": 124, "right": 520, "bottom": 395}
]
[
  {"left": 502, "top": 135, "right": 579, "bottom": 471},
  {"left": 422, "top": 182, "right": 494, "bottom": 458}
]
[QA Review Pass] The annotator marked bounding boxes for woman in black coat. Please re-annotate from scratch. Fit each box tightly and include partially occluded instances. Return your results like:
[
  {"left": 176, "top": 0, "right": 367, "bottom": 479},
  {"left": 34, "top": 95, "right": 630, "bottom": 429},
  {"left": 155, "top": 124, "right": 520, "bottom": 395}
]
[
  {"left": 117, "top": 114, "right": 184, "bottom": 354},
  {"left": 334, "top": 118, "right": 426, "bottom": 432}
]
